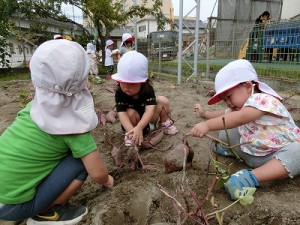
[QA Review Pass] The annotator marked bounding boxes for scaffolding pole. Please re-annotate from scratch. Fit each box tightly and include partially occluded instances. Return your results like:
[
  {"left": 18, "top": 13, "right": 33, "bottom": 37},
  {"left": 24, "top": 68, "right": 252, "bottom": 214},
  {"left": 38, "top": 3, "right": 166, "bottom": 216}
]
[
  {"left": 177, "top": 0, "right": 201, "bottom": 83},
  {"left": 177, "top": 0, "right": 183, "bottom": 84}
]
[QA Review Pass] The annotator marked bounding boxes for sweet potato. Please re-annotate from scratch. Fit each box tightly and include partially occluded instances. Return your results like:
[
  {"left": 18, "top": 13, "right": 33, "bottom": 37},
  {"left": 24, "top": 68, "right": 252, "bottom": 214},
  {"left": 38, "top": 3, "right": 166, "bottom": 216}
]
[
  {"left": 100, "top": 114, "right": 107, "bottom": 126},
  {"left": 111, "top": 146, "right": 125, "bottom": 167},
  {"left": 163, "top": 139, "right": 194, "bottom": 173},
  {"left": 141, "top": 130, "right": 164, "bottom": 149},
  {"left": 205, "top": 89, "right": 216, "bottom": 97},
  {"left": 105, "top": 110, "right": 117, "bottom": 124},
  {"left": 105, "top": 87, "right": 116, "bottom": 93},
  {"left": 95, "top": 108, "right": 107, "bottom": 126}
]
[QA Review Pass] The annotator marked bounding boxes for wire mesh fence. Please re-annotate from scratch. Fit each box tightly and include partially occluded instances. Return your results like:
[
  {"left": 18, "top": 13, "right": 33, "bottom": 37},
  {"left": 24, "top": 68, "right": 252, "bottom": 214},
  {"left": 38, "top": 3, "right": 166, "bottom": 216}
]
[
  {"left": 135, "top": 19, "right": 300, "bottom": 92},
  {"left": 4, "top": 19, "right": 300, "bottom": 93}
]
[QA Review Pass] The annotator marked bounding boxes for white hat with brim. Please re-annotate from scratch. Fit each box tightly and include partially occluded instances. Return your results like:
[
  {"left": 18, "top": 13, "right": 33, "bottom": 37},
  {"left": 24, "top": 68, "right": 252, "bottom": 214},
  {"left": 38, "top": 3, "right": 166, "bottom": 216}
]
[
  {"left": 208, "top": 59, "right": 282, "bottom": 105},
  {"left": 111, "top": 51, "right": 148, "bottom": 83},
  {"left": 53, "top": 34, "right": 63, "bottom": 40},
  {"left": 30, "top": 40, "right": 98, "bottom": 134},
  {"left": 86, "top": 42, "right": 95, "bottom": 54},
  {"left": 120, "top": 33, "right": 135, "bottom": 47},
  {"left": 105, "top": 39, "right": 114, "bottom": 49}
]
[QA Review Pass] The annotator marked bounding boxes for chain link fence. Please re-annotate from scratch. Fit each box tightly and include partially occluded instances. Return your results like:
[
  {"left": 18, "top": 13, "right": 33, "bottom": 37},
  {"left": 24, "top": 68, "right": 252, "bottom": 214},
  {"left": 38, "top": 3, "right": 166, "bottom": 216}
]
[
  {"left": 133, "top": 19, "right": 300, "bottom": 92},
  {"left": 4, "top": 19, "right": 300, "bottom": 93}
]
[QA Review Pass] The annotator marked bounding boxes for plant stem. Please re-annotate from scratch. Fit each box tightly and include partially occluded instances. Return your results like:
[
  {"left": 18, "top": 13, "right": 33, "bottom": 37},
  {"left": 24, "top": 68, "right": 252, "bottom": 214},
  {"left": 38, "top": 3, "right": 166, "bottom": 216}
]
[{"left": 206, "top": 199, "right": 240, "bottom": 217}]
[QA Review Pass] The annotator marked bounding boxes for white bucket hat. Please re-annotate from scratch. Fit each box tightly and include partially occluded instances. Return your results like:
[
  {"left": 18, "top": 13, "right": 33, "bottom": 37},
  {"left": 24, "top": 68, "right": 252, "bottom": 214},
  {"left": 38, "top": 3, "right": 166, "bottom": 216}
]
[
  {"left": 29, "top": 39, "right": 98, "bottom": 134},
  {"left": 105, "top": 39, "right": 114, "bottom": 49},
  {"left": 208, "top": 59, "right": 282, "bottom": 105},
  {"left": 111, "top": 51, "right": 148, "bottom": 83},
  {"left": 86, "top": 42, "right": 95, "bottom": 54},
  {"left": 120, "top": 33, "right": 135, "bottom": 47}
]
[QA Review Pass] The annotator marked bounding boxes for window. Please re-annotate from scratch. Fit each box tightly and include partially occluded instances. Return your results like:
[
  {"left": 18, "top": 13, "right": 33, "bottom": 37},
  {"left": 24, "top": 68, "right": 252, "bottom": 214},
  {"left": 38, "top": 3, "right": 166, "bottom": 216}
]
[
  {"left": 9, "top": 43, "right": 15, "bottom": 54},
  {"left": 139, "top": 25, "right": 146, "bottom": 32},
  {"left": 18, "top": 45, "right": 23, "bottom": 54}
]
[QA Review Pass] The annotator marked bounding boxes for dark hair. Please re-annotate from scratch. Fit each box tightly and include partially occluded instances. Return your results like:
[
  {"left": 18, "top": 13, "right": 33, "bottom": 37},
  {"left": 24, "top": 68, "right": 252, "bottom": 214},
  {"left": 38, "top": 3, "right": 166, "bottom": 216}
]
[
  {"left": 124, "top": 41, "right": 133, "bottom": 47},
  {"left": 140, "top": 79, "right": 153, "bottom": 96},
  {"left": 261, "top": 11, "right": 270, "bottom": 18},
  {"left": 116, "top": 79, "right": 153, "bottom": 96}
]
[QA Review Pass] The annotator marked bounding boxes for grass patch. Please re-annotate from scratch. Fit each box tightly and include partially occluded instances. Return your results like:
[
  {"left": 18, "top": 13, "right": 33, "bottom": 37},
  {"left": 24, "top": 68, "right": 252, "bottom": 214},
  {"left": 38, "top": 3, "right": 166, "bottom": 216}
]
[
  {"left": 0, "top": 71, "right": 31, "bottom": 81},
  {"left": 0, "top": 64, "right": 109, "bottom": 82},
  {"left": 149, "top": 60, "right": 300, "bottom": 81}
]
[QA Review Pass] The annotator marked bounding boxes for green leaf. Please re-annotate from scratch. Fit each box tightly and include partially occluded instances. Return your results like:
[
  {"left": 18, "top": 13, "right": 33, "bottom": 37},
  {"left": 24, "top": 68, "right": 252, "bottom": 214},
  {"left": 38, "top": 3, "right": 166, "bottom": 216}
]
[
  {"left": 236, "top": 187, "right": 256, "bottom": 205},
  {"left": 215, "top": 175, "right": 230, "bottom": 189},
  {"left": 240, "top": 195, "right": 254, "bottom": 205},
  {"left": 216, "top": 211, "right": 223, "bottom": 225}
]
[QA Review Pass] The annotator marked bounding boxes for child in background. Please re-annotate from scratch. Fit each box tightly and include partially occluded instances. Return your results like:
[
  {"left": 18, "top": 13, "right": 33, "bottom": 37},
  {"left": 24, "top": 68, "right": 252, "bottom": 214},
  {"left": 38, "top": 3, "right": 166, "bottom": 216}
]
[
  {"left": 0, "top": 40, "right": 113, "bottom": 224},
  {"left": 255, "top": 11, "right": 271, "bottom": 29},
  {"left": 119, "top": 33, "right": 135, "bottom": 57},
  {"left": 53, "top": 34, "right": 64, "bottom": 40},
  {"left": 111, "top": 51, "right": 178, "bottom": 147},
  {"left": 105, "top": 39, "right": 115, "bottom": 79},
  {"left": 86, "top": 42, "right": 100, "bottom": 79},
  {"left": 191, "top": 59, "right": 300, "bottom": 200},
  {"left": 112, "top": 49, "right": 121, "bottom": 63}
]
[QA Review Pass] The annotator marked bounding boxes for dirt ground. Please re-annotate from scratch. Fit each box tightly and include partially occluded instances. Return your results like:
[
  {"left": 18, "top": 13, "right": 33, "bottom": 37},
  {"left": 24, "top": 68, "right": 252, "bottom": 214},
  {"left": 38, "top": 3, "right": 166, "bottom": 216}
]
[{"left": 0, "top": 77, "right": 300, "bottom": 225}]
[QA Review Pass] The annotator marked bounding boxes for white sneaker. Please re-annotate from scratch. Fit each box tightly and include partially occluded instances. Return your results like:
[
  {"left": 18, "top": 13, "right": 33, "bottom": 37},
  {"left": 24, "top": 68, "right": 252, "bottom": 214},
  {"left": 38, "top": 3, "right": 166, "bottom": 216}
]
[
  {"left": 161, "top": 119, "right": 178, "bottom": 135},
  {"left": 149, "top": 123, "right": 156, "bottom": 131}
]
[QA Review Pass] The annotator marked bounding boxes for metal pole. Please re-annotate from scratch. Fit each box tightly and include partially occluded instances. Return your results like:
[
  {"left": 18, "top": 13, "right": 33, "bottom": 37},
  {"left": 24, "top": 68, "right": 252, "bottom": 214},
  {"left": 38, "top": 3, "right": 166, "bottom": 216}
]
[
  {"left": 177, "top": 0, "right": 183, "bottom": 84},
  {"left": 123, "top": 0, "right": 126, "bottom": 32},
  {"left": 206, "top": 18, "right": 210, "bottom": 78},
  {"left": 231, "top": 22, "right": 235, "bottom": 58},
  {"left": 133, "top": 0, "right": 138, "bottom": 51},
  {"left": 193, "top": 0, "right": 200, "bottom": 79},
  {"left": 72, "top": 4, "right": 75, "bottom": 22},
  {"left": 159, "top": 38, "right": 161, "bottom": 73}
]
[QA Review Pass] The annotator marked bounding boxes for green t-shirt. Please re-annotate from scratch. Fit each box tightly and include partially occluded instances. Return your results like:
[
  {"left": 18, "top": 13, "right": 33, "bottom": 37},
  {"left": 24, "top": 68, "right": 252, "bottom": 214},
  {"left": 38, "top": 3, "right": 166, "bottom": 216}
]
[{"left": 0, "top": 102, "right": 97, "bottom": 204}]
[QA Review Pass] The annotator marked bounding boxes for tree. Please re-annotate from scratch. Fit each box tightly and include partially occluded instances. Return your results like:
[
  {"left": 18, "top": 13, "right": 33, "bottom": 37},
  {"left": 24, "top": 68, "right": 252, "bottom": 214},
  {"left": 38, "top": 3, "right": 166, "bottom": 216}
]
[
  {"left": 1, "top": 0, "right": 169, "bottom": 67},
  {"left": 0, "top": 0, "right": 18, "bottom": 68}
]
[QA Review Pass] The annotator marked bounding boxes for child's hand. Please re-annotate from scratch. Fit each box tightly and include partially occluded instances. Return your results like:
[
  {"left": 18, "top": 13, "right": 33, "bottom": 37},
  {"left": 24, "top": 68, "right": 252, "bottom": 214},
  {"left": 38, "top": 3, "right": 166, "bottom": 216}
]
[
  {"left": 126, "top": 126, "right": 144, "bottom": 146},
  {"left": 193, "top": 103, "right": 206, "bottom": 118},
  {"left": 103, "top": 175, "right": 114, "bottom": 189},
  {"left": 190, "top": 122, "right": 210, "bottom": 137}
]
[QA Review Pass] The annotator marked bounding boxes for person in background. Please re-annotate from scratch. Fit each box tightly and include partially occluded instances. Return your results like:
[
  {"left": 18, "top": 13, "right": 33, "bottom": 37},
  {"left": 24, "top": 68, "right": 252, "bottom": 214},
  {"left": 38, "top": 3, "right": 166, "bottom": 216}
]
[
  {"left": 119, "top": 33, "right": 135, "bottom": 57},
  {"left": 86, "top": 42, "right": 100, "bottom": 79},
  {"left": 247, "top": 11, "right": 272, "bottom": 62},
  {"left": 255, "top": 11, "right": 271, "bottom": 29},
  {"left": 53, "top": 34, "right": 64, "bottom": 40},
  {"left": 0, "top": 40, "right": 114, "bottom": 224},
  {"left": 112, "top": 49, "right": 121, "bottom": 62},
  {"left": 105, "top": 39, "right": 115, "bottom": 79},
  {"left": 111, "top": 51, "right": 178, "bottom": 147},
  {"left": 191, "top": 59, "right": 300, "bottom": 201},
  {"left": 255, "top": 11, "right": 273, "bottom": 62}
]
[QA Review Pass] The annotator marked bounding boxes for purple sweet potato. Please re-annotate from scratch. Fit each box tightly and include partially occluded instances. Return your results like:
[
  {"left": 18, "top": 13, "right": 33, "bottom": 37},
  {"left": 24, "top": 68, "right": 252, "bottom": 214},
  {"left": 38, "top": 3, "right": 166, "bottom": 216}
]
[
  {"left": 95, "top": 109, "right": 106, "bottom": 126},
  {"left": 163, "top": 139, "right": 194, "bottom": 173},
  {"left": 100, "top": 113, "right": 107, "bottom": 126},
  {"left": 105, "top": 87, "right": 116, "bottom": 93},
  {"left": 111, "top": 146, "right": 125, "bottom": 167},
  {"left": 141, "top": 130, "right": 164, "bottom": 149},
  {"left": 105, "top": 110, "right": 117, "bottom": 124}
]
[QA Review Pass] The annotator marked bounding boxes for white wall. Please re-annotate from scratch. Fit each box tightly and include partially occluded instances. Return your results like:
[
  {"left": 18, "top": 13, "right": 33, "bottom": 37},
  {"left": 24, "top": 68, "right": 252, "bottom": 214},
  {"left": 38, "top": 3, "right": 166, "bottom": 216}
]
[{"left": 281, "top": 0, "right": 300, "bottom": 19}]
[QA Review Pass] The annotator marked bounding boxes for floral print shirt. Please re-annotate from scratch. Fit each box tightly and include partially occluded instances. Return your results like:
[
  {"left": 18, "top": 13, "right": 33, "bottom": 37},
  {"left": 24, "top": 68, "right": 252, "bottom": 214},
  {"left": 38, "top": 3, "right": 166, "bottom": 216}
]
[{"left": 238, "top": 93, "right": 300, "bottom": 156}]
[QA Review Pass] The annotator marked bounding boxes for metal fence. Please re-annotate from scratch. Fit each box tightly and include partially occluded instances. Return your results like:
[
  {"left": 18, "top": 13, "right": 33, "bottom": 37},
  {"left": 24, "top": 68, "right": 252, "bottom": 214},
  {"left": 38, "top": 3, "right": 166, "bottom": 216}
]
[
  {"left": 5, "top": 19, "right": 300, "bottom": 92},
  {"left": 134, "top": 19, "right": 300, "bottom": 92}
]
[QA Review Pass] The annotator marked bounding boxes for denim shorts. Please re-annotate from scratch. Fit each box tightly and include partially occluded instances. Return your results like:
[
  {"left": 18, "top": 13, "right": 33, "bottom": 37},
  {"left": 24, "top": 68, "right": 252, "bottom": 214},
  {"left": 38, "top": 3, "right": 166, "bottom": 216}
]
[
  {"left": 219, "top": 128, "right": 300, "bottom": 178},
  {"left": 0, "top": 154, "right": 88, "bottom": 221}
]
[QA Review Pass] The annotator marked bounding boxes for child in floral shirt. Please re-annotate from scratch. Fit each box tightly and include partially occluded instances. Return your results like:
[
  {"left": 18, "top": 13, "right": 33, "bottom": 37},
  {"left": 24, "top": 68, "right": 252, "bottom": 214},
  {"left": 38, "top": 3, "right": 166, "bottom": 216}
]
[{"left": 191, "top": 59, "right": 300, "bottom": 200}]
